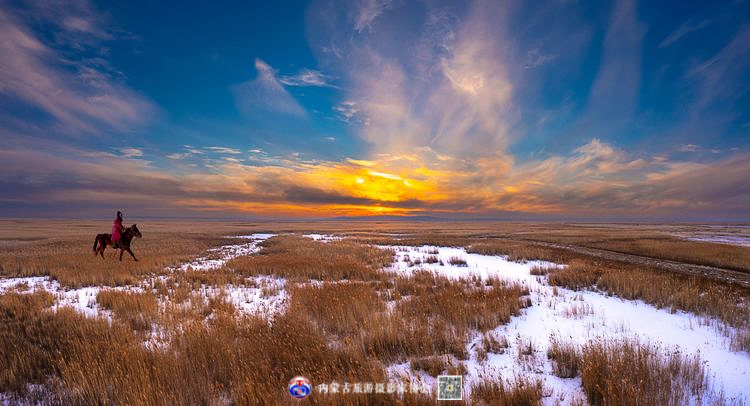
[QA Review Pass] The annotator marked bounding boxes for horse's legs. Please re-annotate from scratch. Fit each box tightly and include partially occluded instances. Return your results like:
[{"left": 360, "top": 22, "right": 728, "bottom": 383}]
[
  {"left": 125, "top": 247, "right": 138, "bottom": 261},
  {"left": 99, "top": 244, "right": 106, "bottom": 258}
]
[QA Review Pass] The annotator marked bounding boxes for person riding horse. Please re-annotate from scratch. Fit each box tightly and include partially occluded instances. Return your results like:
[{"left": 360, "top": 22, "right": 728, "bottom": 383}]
[
  {"left": 93, "top": 212, "right": 142, "bottom": 261},
  {"left": 112, "top": 211, "right": 124, "bottom": 248}
]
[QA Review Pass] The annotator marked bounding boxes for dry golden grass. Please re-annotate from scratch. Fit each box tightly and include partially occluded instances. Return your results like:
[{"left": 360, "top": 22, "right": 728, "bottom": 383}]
[
  {"left": 293, "top": 279, "right": 459, "bottom": 362},
  {"left": 447, "top": 256, "right": 468, "bottom": 266},
  {"left": 285, "top": 270, "right": 527, "bottom": 365},
  {"left": 394, "top": 275, "right": 529, "bottom": 333},
  {"left": 467, "top": 240, "right": 577, "bottom": 263},
  {"left": 350, "top": 233, "right": 476, "bottom": 248},
  {"left": 1, "top": 290, "right": 433, "bottom": 405},
  {"left": 0, "top": 232, "right": 237, "bottom": 288},
  {"left": 584, "top": 238, "right": 750, "bottom": 273},
  {"left": 477, "top": 333, "right": 507, "bottom": 363},
  {"left": 179, "top": 268, "right": 245, "bottom": 286},
  {"left": 388, "top": 275, "right": 525, "bottom": 361},
  {"left": 546, "top": 336, "right": 721, "bottom": 405},
  {"left": 516, "top": 226, "right": 750, "bottom": 273},
  {"left": 96, "top": 290, "right": 158, "bottom": 332},
  {"left": 546, "top": 337, "right": 580, "bottom": 378},
  {"left": 529, "top": 265, "right": 554, "bottom": 276},
  {"left": 360, "top": 314, "right": 471, "bottom": 362},
  {"left": 470, "top": 375, "right": 544, "bottom": 406},
  {"left": 289, "top": 282, "right": 384, "bottom": 336},
  {"left": 547, "top": 259, "right": 602, "bottom": 290},
  {"left": 227, "top": 235, "right": 393, "bottom": 282},
  {"left": 0, "top": 291, "right": 133, "bottom": 396},
  {"left": 409, "top": 356, "right": 450, "bottom": 377},
  {"left": 580, "top": 338, "right": 708, "bottom": 406}
]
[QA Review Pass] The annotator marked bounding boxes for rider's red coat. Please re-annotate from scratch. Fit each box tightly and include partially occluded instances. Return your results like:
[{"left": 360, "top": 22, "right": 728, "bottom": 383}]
[{"left": 112, "top": 217, "right": 124, "bottom": 243}]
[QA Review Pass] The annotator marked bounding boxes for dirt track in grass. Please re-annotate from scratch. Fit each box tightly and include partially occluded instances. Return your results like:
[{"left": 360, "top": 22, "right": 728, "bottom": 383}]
[{"left": 509, "top": 238, "right": 750, "bottom": 289}]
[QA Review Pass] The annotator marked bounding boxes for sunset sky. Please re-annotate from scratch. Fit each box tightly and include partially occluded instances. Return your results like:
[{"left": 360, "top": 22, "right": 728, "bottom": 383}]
[{"left": 1, "top": 0, "right": 749, "bottom": 220}]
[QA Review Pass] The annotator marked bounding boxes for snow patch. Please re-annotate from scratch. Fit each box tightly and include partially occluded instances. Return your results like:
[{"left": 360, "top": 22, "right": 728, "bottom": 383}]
[
  {"left": 191, "top": 275, "right": 287, "bottom": 318},
  {"left": 685, "top": 236, "right": 750, "bottom": 247},
  {"left": 0, "top": 276, "right": 142, "bottom": 319},
  {"left": 177, "top": 233, "right": 275, "bottom": 271},
  {"left": 303, "top": 234, "right": 342, "bottom": 242}
]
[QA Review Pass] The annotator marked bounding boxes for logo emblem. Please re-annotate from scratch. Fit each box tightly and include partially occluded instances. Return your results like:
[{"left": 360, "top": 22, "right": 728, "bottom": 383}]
[{"left": 288, "top": 376, "right": 312, "bottom": 399}]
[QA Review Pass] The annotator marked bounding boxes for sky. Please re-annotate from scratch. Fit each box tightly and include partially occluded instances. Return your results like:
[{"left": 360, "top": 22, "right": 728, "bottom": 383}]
[{"left": 1, "top": 0, "right": 749, "bottom": 220}]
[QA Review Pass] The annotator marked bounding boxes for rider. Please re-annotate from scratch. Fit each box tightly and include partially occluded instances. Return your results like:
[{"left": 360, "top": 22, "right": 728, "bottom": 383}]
[{"left": 112, "top": 211, "right": 124, "bottom": 248}]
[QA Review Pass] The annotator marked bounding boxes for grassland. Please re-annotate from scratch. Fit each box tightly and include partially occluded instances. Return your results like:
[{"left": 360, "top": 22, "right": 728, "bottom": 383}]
[
  {"left": 0, "top": 220, "right": 242, "bottom": 288},
  {"left": 0, "top": 220, "right": 749, "bottom": 404},
  {"left": 227, "top": 235, "right": 393, "bottom": 282}
]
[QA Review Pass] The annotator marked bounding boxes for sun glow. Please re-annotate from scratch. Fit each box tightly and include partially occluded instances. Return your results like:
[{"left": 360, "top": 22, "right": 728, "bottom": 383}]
[{"left": 181, "top": 151, "right": 546, "bottom": 217}]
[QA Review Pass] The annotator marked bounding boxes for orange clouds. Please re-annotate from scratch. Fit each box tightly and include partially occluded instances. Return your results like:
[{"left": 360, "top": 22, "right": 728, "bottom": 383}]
[{"left": 2, "top": 138, "right": 750, "bottom": 219}]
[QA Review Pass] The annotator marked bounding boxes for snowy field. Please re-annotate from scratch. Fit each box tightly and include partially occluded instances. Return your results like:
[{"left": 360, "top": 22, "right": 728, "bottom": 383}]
[
  {"left": 0, "top": 233, "right": 286, "bottom": 320},
  {"left": 1, "top": 233, "right": 749, "bottom": 403},
  {"left": 673, "top": 225, "right": 750, "bottom": 247},
  {"left": 382, "top": 244, "right": 750, "bottom": 404},
  {"left": 683, "top": 235, "right": 750, "bottom": 247}
]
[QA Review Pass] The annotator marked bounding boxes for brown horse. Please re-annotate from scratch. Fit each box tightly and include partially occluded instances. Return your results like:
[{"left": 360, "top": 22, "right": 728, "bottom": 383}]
[{"left": 92, "top": 224, "right": 142, "bottom": 261}]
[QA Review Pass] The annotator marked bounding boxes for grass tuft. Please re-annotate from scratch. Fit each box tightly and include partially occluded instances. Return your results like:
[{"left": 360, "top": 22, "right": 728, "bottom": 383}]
[
  {"left": 580, "top": 338, "right": 708, "bottom": 406},
  {"left": 470, "top": 375, "right": 544, "bottom": 406},
  {"left": 97, "top": 290, "right": 158, "bottom": 331}
]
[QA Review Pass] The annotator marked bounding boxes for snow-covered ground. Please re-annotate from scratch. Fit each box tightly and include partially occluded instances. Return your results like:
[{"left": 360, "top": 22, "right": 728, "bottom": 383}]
[
  {"left": 176, "top": 233, "right": 275, "bottom": 271},
  {"left": 0, "top": 233, "right": 285, "bottom": 319},
  {"left": 383, "top": 245, "right": 750, "bottom": 404},
  {"left": 173, "top": 233, "right": 287, "bottom": 317},
  {"left": 188, "top": 275, "right": 287, "bottom": 317},
  {"left": 0, "top": 276, "right": 142, "bottom": 319},
  {"left": 684, "top": 235, "right": 750, "bottom": 247},
  {"left": 672, "top": 225, "right": 750, "bottom": 247},
  {"left": 303, "top": 233, "right": 342, "bottom": 242}
]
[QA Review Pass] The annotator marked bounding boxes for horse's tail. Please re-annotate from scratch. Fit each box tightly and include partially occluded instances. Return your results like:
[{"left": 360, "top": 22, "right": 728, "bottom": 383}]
[{"left": 93, "top": 234, "right": 100, "bottom": 253}]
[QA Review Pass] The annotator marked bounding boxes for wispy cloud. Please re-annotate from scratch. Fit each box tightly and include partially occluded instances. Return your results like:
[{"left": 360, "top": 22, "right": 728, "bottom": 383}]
[
  {"left": 333, "top": 100, "right": 364, "bottom": 124},
  {"left": 206, "top": 146, "right": 242, "bottom": 154},
  {"left": 678, "top": 144, "right": 700, "bottom": 152},
  {"left": 659, "top": 16, "right": 714, "bottom": 48},
  {"left": 583, "top": 0, "right": 644, "bottom": 127},
  {"left": 279, "top": 68, "right": 336, "bottom": 87},
  {"left": 231, "top": 59, "right": 307, "bottom": 117},
  {"left": 353, "top": 0, "right": 393, "bottom": 33},
  {"left": 310, "top": 0, "right": 517, "bottom": 157},
  {"left": 120, "top": 147, "right": 143, "bottom": 158},
  {"left": 0, "top": 1, "right": 156, "bottom": 136},
  {"left": 523, "top": 48, "right": 557, "bottom": 69},
  {"left": 166, "top": 153, "right": 189, "bottom": 160},
  {"left": 687, "top": 27, "right": 750, "bottom": 114}
]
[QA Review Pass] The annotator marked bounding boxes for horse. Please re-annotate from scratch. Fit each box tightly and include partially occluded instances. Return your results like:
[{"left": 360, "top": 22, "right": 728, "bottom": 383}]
[{"left": 92, "top": 224, "right": 142, "bottom": 261}]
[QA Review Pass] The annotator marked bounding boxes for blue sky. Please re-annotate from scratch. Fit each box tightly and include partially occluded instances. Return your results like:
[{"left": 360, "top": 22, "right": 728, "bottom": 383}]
[{"left": 1, "top": 0, "right": 749, "bottom": 219}]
